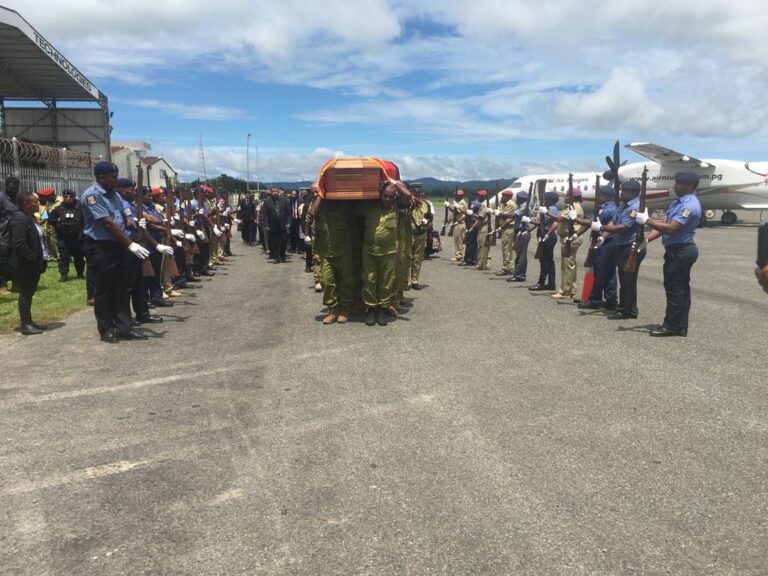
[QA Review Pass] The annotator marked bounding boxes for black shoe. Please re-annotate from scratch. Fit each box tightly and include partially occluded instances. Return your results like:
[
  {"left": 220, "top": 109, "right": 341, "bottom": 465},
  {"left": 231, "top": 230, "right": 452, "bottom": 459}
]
[
  {"left": 650, "top": 326, "right": 685, "bottom": 337},
  {"left": 59, "top": 275, "right": 68, "bottom": 282},
  {"left": 136, "top": 314, "right": 163, "bottom": 324},
  {"left": 578, "top": 301, "right": 602, "bottom": 310},
  {"left": 495, "top": 270, "right": 511, "bottom": 276},
  {"left": 603, "top": 301, "right": 617, "bottom": 310},
  {"left": 411, "top": 283, "right": 420, "bottom": 290},
  {"left": 376, "top": 309, "right": 388, "bottom": 326},
  {"left": 200, "top": 271, "right": 215, "bottom": 277},
  {"left": 508, "top": 276, "right": 526, "bottom": 282},
  {"left": 100, "top": 330, "right": 119, "bottom": 343},
  {"left": 20, "top": 323, "right": 43, "bottom": 335},
  {"left": 151, "top": 300, "right": 173, "bottom": 308},
  {"left": 528, "top": 284, "right": 547, "bottom": 291},
  {"left": 305, "top": 267, "right": 312, "bottom": 273},
  {"left": 365, "top": 310, "right": 377, "bottom": 326},
  {"left": 280, "top": 258, "right": 287, "bottom": 263},
  {"left": 609, "top": 311, "right": 637, "bottom": 320},
  {"left": 173, "top": 281, "right": 189, "bottom": 290},
  {"left": 117, "top": 329, "right": 148, "bottom": 340},
  {"left": 186, "top": 276, "right": 201, "bottom": 283},
  {"left": 546, "top": 285, "right": 557, "bottom": 291}
]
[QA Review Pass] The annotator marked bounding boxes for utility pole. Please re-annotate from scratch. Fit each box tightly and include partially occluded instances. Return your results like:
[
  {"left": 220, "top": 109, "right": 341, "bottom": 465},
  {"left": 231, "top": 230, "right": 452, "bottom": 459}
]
[
  {"left": 197, "top": 135, "right": 207, "bottom": 182},
  {"left": 246, "top": 132, "right": 251, "bottom": 192},
  {"left": 255, "top": 146, "right": 260, "bottom": 191}
]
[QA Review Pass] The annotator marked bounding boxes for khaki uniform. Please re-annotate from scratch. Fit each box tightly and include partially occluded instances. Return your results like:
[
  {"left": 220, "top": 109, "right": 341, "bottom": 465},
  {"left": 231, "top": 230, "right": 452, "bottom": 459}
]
[
  {"left": 315, "top": 201, "right": 355, "bottom": 309},
  {"left": 451, "top": 199, "right": 467, "bottom": 261},
  {"left": 498, "top": 198, "right": 518, "bottom": 272},
  {"left": 556, "top": 201, "right": 585, "bottom": 296},
  {"left": 305, "top": 210, "right": 323, "bottom": 285},
  {"left": 155, "top": 204, "right": 174, "bottom": 292},
  {"left": 475, "top": 199, "right": 492, "bottom": 270},
  {"left": 361, "top": 203, "right": 398, "bottom": 308},
  {"left": 410, "top": 200, "right": 430, "bottom": 285}
]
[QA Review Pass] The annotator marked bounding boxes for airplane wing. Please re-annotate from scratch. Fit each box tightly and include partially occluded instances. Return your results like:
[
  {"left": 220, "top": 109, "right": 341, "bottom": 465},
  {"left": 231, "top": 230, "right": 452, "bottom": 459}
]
[{"left": 625, "top": 142, "right": 715, "bottom": 169}]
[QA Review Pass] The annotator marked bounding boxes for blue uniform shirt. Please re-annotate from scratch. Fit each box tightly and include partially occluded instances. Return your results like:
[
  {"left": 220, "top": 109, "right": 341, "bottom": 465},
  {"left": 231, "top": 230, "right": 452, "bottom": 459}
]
[
  {"left": 598, "top": 201, "right": 617, "bottom": 226},
  {"left": 120, "top": 198, "right": 138, "bottom": 240},
  {"left": 467, "top": 199, "right": 480, "bottom": 227},
  {"left": 143, "top": 202, "right": 165, "bottom": 243},
  {"left": 612, "top": 196, "right": 640, "bottom": 246},
  {"left": 663, "top": 193, "right": 701, "bottom": 246},
  {"left": 543, "top": 205, "right": 558, "bottom": 232},
  {"left": 191, "top": 198, "right": 208, "bottom": 226},
  {"left": 82, "top": 183, "right": 127, "bottom": 241}
]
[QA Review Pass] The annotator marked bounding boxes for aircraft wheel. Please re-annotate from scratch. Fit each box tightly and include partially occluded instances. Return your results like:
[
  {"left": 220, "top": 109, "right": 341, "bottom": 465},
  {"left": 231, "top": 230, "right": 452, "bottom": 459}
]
[{"left": 721, "top": 211, "right": 737, "bottom": 225}]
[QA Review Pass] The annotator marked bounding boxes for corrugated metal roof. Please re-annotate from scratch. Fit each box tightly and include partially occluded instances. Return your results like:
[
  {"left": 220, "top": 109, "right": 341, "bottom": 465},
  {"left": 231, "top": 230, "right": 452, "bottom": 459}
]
[{"left": 0, "top": 7, "right": 104, "bottom": 103}]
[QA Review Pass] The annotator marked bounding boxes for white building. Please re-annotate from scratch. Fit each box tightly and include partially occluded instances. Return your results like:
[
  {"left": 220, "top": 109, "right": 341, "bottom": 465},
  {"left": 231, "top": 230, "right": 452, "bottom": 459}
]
[{"left": 111, "top": 141, "right": 177, "bottom": 188}]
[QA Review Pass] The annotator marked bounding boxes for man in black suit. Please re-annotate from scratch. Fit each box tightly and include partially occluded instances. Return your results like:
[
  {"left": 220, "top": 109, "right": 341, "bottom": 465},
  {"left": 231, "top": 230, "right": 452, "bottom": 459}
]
[
  {"left": 261, "top": 187, "right": 290, "bottom": 262},
  {"left": 238, "top": 191, "right": 257, "bottom": 245}
]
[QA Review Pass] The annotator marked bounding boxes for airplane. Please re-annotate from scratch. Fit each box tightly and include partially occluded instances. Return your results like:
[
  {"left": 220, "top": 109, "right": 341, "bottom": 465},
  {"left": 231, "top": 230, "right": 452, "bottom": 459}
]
[{"left": 492, "top": 143, "right": 768, "bottom": 225}]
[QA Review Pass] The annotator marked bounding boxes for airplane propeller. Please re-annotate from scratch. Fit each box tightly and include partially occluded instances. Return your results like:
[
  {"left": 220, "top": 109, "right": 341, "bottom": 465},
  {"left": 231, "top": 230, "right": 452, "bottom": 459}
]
[{"left": 603, "top": 140, "right": 622, "bottom": 195}]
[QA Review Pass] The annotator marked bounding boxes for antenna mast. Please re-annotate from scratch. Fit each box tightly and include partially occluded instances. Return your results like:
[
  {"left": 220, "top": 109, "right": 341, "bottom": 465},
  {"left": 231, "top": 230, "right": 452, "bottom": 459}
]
[{"left": 197, "top": 135, "right": 207, "bottom": 182}]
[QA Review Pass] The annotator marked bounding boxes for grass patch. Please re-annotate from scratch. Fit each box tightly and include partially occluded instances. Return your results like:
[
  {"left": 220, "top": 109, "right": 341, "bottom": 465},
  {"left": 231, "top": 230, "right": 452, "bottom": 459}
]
[{"left": 0, "top": 265, "right": 89, "bottom": 334}]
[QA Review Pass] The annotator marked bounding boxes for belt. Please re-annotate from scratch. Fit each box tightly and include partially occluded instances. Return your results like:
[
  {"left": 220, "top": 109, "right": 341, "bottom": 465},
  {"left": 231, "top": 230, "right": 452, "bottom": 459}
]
[{"left": 665, "top": 242, "right": 694, "bottom": 250}]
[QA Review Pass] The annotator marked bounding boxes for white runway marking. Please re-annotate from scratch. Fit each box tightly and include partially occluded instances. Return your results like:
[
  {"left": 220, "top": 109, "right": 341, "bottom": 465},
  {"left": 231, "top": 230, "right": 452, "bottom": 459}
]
[{"left": 3, "top": 459, "right": 150, "bottom": 495}]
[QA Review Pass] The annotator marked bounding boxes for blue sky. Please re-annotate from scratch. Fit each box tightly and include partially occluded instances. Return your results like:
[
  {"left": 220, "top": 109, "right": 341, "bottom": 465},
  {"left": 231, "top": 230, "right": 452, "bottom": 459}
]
[{"left": 7, "top": 0, "right": 768, "bottom": 182}]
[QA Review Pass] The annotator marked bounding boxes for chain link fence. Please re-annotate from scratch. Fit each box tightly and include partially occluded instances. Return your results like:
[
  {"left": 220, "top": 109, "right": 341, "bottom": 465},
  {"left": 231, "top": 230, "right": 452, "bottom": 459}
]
[{"left": 0, "top": 137, "right": 94, "bottom": 195}]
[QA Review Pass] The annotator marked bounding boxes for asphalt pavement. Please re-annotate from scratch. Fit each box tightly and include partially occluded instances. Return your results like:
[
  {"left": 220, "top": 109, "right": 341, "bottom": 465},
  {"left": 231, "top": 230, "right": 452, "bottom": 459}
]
[{"left": 1, "top": 223, "right": 766, "bottom": 575}]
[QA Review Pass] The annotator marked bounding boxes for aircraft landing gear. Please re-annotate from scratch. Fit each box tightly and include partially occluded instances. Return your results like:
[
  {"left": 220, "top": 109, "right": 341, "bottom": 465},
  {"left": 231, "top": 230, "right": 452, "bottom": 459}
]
[{"left": 721, "top": 210, "right": 738, "bottom": 225}]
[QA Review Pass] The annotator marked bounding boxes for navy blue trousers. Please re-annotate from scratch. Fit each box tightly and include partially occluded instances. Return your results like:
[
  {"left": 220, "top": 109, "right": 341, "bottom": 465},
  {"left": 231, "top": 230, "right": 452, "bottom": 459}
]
[{"left": 663, "top": 243, "right": 698, "bottom": 331}]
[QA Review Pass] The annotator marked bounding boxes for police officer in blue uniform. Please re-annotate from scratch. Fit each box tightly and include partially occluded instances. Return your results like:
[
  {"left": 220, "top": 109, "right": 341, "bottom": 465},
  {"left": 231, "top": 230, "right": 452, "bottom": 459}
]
[
  {"left": 82, "top": 162, "right": 151, "bottom": 342},
  {"left": 635, "top": 171, "right": 702, "bottom": 337},
  {"left": 592, "top": 180, "right": 645, "bottom": 318},
  {"left": 575, "top": 185, "right": 618, "bottom": 309},
  {"left": 528, "top": 190, "right": 559, "bottom": 291},
  {"left": 460, "top": 192, "right": 480, "bottom": 266},
  {"left": 509, "top": 190, "right": 530, "bottom": 282}
]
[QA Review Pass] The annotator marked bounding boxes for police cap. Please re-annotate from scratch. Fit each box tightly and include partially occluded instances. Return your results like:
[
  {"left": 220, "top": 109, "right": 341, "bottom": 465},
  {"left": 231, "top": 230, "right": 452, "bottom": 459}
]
[
  {"left": 675, "top": 171, "right": 700, "bottom": 189},
  {"left": 620, "top": 180, "right": 641, "bottom": 194},
  {"left": 544, "top": 191, "right": 559, "bottom": 204},
  {"left": 94, "top": 161, "right": 118, "bottom": 176},
  {"left": 516, "top": 191, "right": 529, "bottom": 201},
  {"left": 598, "top": 185, "right": 616, "bottom": 197},
  {"left": 116, "top": 178, "right": 135, "bottom": 188}
]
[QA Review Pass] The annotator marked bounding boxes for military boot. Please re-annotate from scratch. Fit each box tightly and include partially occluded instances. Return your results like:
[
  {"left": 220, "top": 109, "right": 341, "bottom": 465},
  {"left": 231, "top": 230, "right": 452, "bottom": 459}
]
[{"left": 323, "top": 308, "right": 339, "bottom": 325}]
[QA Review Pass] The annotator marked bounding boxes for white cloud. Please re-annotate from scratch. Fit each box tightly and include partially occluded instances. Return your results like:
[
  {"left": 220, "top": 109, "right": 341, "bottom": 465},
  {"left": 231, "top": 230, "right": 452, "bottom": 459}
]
[{"left": 119, "top": 99, "right": 245, "bottom": 121}]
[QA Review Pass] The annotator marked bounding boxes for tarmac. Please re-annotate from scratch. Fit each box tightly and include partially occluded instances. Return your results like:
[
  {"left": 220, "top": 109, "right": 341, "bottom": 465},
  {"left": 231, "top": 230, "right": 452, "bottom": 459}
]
[{"left": 1, "top": 221, "right": 766, "bottom": 575}]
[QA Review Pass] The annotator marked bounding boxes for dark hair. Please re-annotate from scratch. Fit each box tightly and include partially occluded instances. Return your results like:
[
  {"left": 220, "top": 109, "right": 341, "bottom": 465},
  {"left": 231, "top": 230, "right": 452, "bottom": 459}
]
[
  {"left": 16, "top": 191, "right": 37, "bottom": 204},
  {"left": 62, "top": 189, "right": 76, "bottom": 196},
  {"left": 5, "top": 176, "right": 19, "bottom": 187}
]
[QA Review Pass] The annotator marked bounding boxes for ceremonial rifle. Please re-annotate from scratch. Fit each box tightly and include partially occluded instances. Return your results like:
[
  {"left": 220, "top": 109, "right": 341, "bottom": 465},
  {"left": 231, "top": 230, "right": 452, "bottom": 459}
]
[
  {"left": 440, "top": 193, "right": 448, "bottom": 236},
  {"left": 623, "top": 166, "right": 648, "bottom": 273},
  {"left": 195, "top": 187, "right": 210, "bottom": 244},
  {"left": 485, "top": 194, "right": 496, "bottom": 248},
  {"left": 584, "top": 174, "right": 601, "bottom": 268},
  {"left": 162, "top": 175, "right": 181, "bottom": 277},
  {"left": 135, "top": 163, "right": 155, "bottom": 277},
  {"left": 564, "top": 173, "right": 575, "bottom": 257},
  {"left": 534, "top": 180, "right": 546, "bottom": 260}
]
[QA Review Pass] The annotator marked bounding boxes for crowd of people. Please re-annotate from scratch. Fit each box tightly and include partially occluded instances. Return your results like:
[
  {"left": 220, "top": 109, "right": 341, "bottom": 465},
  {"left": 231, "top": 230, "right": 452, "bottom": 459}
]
[
  {"left": 444, "top": 172, "right": 705, "bottom": 337},
  {"left": 0, "top": 164, "right": 236, "bottom": 340}
]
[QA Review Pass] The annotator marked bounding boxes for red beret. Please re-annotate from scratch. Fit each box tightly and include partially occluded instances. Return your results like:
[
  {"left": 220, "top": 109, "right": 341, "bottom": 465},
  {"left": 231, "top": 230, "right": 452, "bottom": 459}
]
[
  {"left": 37, "top": 187, "right": 55, "bottom": 197},
  {"left": 501, "top": 189, "right": 513, "bottom": 196},
  {"left": 477, "top": 189, "right": 487, "bottom": 197},
  {"left": 151, "top": 187, "right": 163, "bottom": 197},
  {"left": 455, "top": 189, "right": 465, "bottom": 196}
]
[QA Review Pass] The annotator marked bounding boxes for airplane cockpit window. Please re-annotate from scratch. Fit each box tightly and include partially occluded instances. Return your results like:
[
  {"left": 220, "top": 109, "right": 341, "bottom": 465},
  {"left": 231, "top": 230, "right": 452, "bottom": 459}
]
[{"left": 511, "top": 182, "right": 522, "bottom": 188}]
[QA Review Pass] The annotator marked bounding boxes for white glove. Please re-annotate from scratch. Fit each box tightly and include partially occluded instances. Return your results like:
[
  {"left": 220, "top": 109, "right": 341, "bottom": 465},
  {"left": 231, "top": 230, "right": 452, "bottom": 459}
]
[
  {"left": 304, "top": 236, "right": 312, "bottom": 245},
  {"left": 175, "top": 241, "right": 183, "bottom": 248},
  {"left": 421, "top": 218, "right": 428, "bottom": 225},
  {"left": 538, "top": 206, "right": 548, "bottom": 215},
  {"left": 173, "top": 214, "right": 181, "bottom": 222},
  {"left": 595, "top": 236, "right": 605, "bottom": 248},
  {"left": 128, "top": 242, "right": 150, "bottom": 260},
  {"left": 452, "top": 201, "right": 458, "bottom": 208},
  {"left": 213, "top": 225, "right": 223, "bottom": 237},
  {"left": 162, "top": 218, "right": 168, "bottom": 224},
  {"left": 590, "top": 221, "right": 602, "bottom": 232},
  {"left": 568, "top": 233, "right": 578, "bottom": 242},
  {"left": 514, "top": 209, "right": 522, "bottom": 217},
  {"left": 196, "top": 230, "right": 205, "bottom": 240},
  {"left": 156, "top": 243, "right": 175, "bottom": 256},
  {"left": 171, "top": 229, "right": 185, "bottom": 239},
  {"left": 567, "top": 209, "right": 577, "bottom": 220},
  {"left": 521, "top": 216, "right": 531, "bottom": 224},
  {"left": 234, "top": 219, "right": 242, "bottom": 225},
  {"left": 225, "top": 207, "right": 232, "bottom": 215},
  {"left": 224, "top": 223, "right": 231, "bottom": 230},
  {"left": 493, "top": 209, "right": 501, "bottom": 216},
  {"left": 444, "top": 201, "right": 450, "bottom": 208},
  {"left": 466, "top": 210, "right": 474, "bottom": 216},
  {"left": 635, "top": 208, "right": 650, "bottom": 225},
  {"left": 138, "top": 218, "right": 147, "bottom": 229},
  {"left": 185, "top": 233, "right": 197, "bottom": 243},
  {"left": 198, "top": 208, "right": 204, "bottom": 215}
]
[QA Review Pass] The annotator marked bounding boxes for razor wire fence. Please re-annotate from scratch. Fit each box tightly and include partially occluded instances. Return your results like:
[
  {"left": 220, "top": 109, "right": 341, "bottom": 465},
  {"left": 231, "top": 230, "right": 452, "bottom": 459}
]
[{"left": 0, "top": 137, "right": 94, "bottom": 195}]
